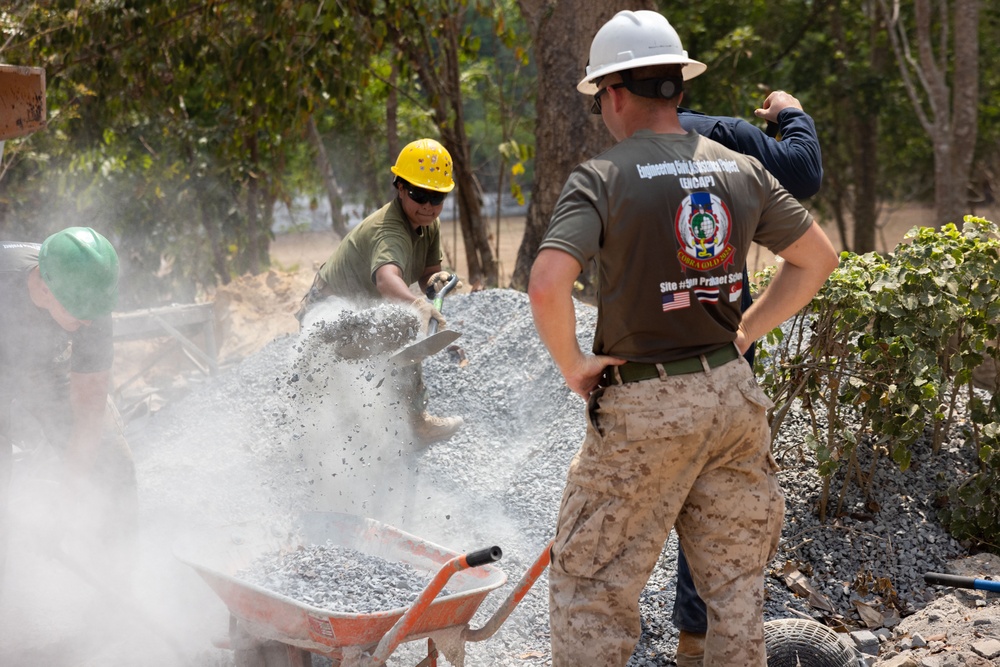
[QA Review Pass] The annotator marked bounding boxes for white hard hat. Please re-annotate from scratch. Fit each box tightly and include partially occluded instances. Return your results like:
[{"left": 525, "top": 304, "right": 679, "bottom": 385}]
[{"left": 578, "top": 10, "right": 707, "bottom": 94}]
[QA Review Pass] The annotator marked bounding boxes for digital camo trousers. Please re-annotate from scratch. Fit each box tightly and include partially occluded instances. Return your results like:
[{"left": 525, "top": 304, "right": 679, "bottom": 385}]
[{"left": 548, "top": 355, "right": 784, "bottom": 666}]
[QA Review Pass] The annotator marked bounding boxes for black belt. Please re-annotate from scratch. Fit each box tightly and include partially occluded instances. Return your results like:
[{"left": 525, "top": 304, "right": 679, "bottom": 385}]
[{"left": 600, "top": 345, "right": 740, "bottom": 386}]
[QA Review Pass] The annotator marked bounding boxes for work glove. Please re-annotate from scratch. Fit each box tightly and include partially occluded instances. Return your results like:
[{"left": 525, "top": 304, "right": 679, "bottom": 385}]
[
  {"left": 426, "top": 271, "right": 463, "bottom": 292},
  {"left": 411, "top": 297, "right": 447, "bottom": 335}
]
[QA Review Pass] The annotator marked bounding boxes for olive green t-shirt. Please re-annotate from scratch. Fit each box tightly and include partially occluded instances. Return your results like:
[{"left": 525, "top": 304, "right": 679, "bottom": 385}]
[
  {"left": 0, "top": 241, "right": 114, "bottom": 439},
  {"left": 540, "top": 129, "right": 813, "bottom": 363},
  {"left": 319, "top": 197, "right": 443, "bottom": 301}
]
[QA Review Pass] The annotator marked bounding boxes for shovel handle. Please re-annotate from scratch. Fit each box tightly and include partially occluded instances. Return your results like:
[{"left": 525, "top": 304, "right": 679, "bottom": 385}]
[
  {"left": 425, "top": 273, "right": 459, "bottom": 336},
  {"left": 925, "top": 572, "right": 1000, "bottom": 593}
]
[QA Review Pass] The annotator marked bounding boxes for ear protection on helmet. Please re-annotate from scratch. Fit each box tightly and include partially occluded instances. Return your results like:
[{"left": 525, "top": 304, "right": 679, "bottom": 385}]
[{"left": 619, "top": 71, "right": 684, "bottom": 101}]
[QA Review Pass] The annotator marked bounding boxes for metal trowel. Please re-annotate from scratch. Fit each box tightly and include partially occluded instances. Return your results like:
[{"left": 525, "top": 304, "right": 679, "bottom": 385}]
[{"left": 388, "top": 273, "right": 462, "bottom": 366}]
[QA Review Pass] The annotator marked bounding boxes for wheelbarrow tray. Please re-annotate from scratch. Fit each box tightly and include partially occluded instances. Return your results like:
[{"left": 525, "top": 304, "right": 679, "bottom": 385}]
[{"left": 174, "top": 511, "right": 507, "bottom": 655}]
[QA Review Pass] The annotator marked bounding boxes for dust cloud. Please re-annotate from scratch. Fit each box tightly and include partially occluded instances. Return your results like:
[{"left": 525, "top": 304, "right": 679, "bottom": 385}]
[{"left": 1, "top": 288, "right": 578, "bottom": 666}]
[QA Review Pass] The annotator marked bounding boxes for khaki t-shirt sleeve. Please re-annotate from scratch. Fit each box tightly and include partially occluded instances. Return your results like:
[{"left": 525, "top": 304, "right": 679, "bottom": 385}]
[
  {"left": 752, "top": 168, "right": 814, "bottom": 255},
  {"left": 539, "top": 165, "right": 606, "bottom": 270},
  {"left": 424, "top": 223, "right": 443, "bottom": 269},
  {"left": 370, "top": 226, "right": 413, "bottom": 285}
]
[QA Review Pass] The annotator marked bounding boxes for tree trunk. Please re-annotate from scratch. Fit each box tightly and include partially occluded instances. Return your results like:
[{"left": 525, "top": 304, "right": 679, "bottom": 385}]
[
  {"left": 850, "top": 17, "right": 887, "bottom": 253},
  {"left": 882, "top": 0, "right": 980, "bottom": 228},
  {"left": 386, "top": 59, "right": 399, "bottom": 182},
  {"left": 511, "top": 0, "right": 656, "bottom": 291},
  {"left": 239, "top": 129, "right": 272, "bottom": 276},
  {"left": 405, "top": 14, "right": 496, "bottom": 288},
  {"left": 948, "top": 0, "right": 979, "bottom": 224},
  {"left": 307, "top": 114, "right": 349, "bottom": 239}
]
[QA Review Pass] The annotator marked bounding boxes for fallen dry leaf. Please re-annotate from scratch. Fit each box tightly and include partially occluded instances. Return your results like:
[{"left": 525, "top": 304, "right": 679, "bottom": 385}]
[
  {"left": 854, "top": 600, "right": 884, "bottom": 628},
  {"left": 782, "top": 562, "right": 836, "bottom": 612}
]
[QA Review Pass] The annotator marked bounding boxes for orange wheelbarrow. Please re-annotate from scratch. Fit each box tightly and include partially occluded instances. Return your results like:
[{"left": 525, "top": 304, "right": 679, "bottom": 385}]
[{"left": 174, "top": 511, "right": 552, "bottom": 667}]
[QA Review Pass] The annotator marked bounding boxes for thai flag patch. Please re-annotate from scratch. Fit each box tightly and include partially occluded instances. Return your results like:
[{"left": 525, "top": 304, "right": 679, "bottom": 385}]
[
  {"left": 694, "top": 287, "right": 719, "bottom": 304},
  {"left": 662, "top": 291, "right": 690, "bottom": 312}
]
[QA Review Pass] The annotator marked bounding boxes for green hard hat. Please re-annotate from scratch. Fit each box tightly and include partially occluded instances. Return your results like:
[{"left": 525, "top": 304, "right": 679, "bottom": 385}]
[{"left": 38, "top": 227, "right": 120, "bottom": 320}]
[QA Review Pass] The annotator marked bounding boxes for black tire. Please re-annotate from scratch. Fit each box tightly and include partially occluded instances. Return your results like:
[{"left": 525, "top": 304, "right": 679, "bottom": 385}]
[{"left": 764, "top": 618, "right": 861, "bottom": 667}]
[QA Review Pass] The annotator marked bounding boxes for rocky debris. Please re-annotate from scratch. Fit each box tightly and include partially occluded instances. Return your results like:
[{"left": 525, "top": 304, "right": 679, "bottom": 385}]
[
  {"left": 235, "top": 542, "right": 449, "bottom": 613},
  {"left": 299, "top": 303, "right": 419, "bottom": 361},
  {"left": 866, "top": 553, "right": 1000, "bottom": 666},
  {"left": 211, "top": 270, "right": 307, "bottom": 364}
]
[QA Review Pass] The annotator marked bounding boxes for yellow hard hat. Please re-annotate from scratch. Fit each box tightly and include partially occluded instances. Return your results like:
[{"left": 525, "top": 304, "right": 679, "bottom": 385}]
[{"left": 390, "top": 139, "right": 455, "bottom": 193}]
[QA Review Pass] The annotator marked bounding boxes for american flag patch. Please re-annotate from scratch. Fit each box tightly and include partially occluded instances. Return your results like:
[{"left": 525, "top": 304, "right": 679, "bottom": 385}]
[
  {"left": 662, "top": 291, "right": 690, "bottom": 312},
  {"left": 694, "top": 287, "right": 719, "bottom": 304}
]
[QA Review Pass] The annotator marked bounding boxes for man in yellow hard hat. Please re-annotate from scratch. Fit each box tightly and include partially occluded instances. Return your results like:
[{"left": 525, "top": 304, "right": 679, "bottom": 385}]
[
  {"left": 297, "top": 138, "right": 464, "bottom": 445},
  {"left": 0, "top": 227, "right": 136, "bottom": 591}
]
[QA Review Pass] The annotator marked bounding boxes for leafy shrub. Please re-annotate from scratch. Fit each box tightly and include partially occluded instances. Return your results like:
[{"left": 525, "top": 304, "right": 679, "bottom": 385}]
[{"left": 756, "top": 216, "right": 1000, "bottom": 548}]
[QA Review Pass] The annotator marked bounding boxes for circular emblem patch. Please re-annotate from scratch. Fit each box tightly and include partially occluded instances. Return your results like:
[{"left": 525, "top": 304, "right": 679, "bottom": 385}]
[{"left": 674, "top": 192, "right": 735, "bottom": 271}]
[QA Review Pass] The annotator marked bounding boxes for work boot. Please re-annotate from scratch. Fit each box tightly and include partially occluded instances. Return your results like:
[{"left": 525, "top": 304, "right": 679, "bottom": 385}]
[
  {"left": 674, "top": 630, "right": 705, "bottom": 667},
  {"left": 412, "top": 412, "right": 463, "bottom": 445}
]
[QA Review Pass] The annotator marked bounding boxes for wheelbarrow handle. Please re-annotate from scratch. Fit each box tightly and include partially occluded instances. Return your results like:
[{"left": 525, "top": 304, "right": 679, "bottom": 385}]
[
  {"left": 464, "top": 539, "right": 553, "bottom": 644},
  {"left": 364, "top": 545, "right": 503, "bottom": 666},
  {"left": 925, "top": 572, "right": 1000, "bottom": 593},
  {"left": 466, "top": 545, "right": 503, "bottom": 568}
]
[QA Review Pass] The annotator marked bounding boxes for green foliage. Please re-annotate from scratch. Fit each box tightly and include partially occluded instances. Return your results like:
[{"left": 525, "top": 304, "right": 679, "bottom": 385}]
[
  {"left": 499, "top": 139, "right": 533, "bottom": 206},
  {"left": 943, "top": 441, "right": 1000, "bottom": 551},
  {"left": 757, "top": 217, "right": 1000, "bottom": 544},
  {"left": 0, "top": 0, "right": 533, "bottom": 302}
]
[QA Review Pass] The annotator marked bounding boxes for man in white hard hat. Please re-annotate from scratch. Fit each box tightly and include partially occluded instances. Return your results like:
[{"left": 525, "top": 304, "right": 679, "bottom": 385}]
[{"left": 528, "top": 10, "right": 838, "bottom": 666}]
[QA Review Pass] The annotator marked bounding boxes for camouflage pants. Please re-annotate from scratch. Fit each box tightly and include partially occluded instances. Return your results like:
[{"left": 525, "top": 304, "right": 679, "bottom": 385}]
[{"left": 548, "top": 354, "right": 783, "bottom": 666}]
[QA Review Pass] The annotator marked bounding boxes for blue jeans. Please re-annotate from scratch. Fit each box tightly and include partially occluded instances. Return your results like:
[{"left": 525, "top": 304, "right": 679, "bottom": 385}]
[{"left": 672, "top": 269, "right": 756, "bottom": 634}]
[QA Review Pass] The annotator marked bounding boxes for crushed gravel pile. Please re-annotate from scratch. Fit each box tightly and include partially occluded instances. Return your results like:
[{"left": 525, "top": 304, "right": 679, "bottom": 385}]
[
  {"left": 235, "top": 542, "right": 448, "bottom": 613},
  {"left": 126, "top": 288, "right": 982, "bottom": 666},
  {"left": 299, "top": 303, "right": 419, "bottom": 361}
]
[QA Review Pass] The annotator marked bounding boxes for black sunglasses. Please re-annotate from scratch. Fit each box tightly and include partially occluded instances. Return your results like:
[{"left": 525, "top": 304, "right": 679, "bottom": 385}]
[
  {"left": 591, "top": 83, "right": 627, "bottom": 115},
  {"left": 406, "top": 185, "right": 447, "bottom": 206}
]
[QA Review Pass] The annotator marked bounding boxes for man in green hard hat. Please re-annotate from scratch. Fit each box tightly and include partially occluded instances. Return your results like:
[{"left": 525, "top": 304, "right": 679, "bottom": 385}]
[{"left": 0, "top": 226, "right": 136, "bottom": 590}]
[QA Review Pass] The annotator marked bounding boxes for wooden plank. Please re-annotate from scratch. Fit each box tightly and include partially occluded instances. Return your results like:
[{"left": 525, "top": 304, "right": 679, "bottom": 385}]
[
  {"left": 112, "top": 303, "right": 218, "bottom": 377},
  {"left": 0, "top": 64, "right": 46, "bottom": 140},
  {"left": 113, "top": 303, "right": 215, "bottom": 340}
]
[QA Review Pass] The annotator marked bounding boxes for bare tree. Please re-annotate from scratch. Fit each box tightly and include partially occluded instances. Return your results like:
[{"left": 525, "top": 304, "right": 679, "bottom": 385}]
[
  {"left": 393, "top": 13, "right": 497, "bottom": 289},
  {"left": 511, "top": 0, "right": 656, "bottom": 290},
  {"left": 829, "top": 2, "right": 889, "bottom": 254},
  {"left": 879, "top": 0, "right": 980, "bottom": 228},
  {"left": 307, "top": 114, "right": 349, "bottom": 239}
]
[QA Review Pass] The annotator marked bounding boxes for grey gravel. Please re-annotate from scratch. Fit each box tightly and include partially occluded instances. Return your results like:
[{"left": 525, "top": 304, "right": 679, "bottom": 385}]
[
  {"left": 123, "top": 288, "right": 979, "bottom": 666},
  {"left": 235, "top": 542, "right": 448, "bottom": 613}
]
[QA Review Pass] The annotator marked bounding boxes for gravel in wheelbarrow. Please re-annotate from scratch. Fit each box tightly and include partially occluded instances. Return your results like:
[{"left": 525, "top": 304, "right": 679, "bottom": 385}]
[
  {"left": 173, "top": 511, "right": 508, "bottom": 657},
  {"left": 234, "top": 542, "right": 456, "bottom": 614}
]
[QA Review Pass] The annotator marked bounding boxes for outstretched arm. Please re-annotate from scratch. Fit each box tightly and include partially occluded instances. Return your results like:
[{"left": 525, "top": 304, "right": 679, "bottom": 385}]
[
  {"left": 679, "top": 91, "right": 823, "bottom": 199},
  {"left": 747, "top": 91, "right": 823, "bottom": 198}
]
